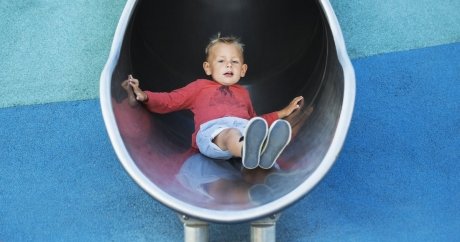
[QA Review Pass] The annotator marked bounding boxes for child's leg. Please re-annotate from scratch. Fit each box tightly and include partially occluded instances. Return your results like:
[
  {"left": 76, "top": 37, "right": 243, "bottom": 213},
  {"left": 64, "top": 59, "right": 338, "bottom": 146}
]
[
  {"left": 213, "top": 117, "right": 268, "bottom": 169},
  {"left": 196, "top": 117, "right": 247, "bottom": 160},
  {"left": 213, "top": 128, "right": 243, "bottom": 157}
]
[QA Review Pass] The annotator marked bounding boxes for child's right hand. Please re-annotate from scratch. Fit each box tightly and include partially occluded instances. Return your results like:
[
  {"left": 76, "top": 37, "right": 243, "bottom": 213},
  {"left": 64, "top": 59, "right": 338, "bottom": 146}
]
[
  {"left": 127, "top": 75, "right": 148, "bottom": 102},
  {"left": 277, "top": 96, "right": 303, "bottom": 119}
]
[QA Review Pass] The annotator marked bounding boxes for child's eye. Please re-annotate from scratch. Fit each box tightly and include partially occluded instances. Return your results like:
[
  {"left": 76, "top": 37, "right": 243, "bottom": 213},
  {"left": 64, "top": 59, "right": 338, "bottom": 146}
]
[
  {"left": 232, "top": 60, "right": 239, "bottom": 64},
  {"left": 217, "top": 60, "right": 224, "bottom": 63}
]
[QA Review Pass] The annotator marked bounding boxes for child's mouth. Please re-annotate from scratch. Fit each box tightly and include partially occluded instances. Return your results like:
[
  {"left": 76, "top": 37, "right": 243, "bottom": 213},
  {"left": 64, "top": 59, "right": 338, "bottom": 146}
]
[{"left": 224, "top": 72, "right": 234, "bottom": 77}]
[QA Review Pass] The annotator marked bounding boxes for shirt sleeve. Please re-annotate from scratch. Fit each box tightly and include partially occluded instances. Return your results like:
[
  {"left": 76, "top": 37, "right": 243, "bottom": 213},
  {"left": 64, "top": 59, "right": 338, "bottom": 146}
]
[
  {"left": 260, "top": 112, "right": 279, "bottom": 126},
  {"left": 143, "top": 81, "right": 198, "bottom": 114}
]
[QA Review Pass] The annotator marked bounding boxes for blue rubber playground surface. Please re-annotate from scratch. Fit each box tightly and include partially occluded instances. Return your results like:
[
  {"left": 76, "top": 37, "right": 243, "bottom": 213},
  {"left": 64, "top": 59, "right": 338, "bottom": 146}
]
[{"left": 1, "top": 1, "right": 459, "bottom": 241}]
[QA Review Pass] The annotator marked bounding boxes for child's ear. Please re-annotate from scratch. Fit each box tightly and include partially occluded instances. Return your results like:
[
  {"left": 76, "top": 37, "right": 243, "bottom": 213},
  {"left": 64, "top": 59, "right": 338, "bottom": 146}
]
[
  {"left": 203, "top": 62, "right": 212, "bottom": 75},
  {"left": 240, "top": 64, "right": 248, "bottom": 77}
]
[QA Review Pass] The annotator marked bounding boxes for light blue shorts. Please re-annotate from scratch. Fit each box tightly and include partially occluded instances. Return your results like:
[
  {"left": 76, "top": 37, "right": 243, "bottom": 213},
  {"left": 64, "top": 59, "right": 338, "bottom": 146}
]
[{"left": 196, "top": 117, "right": 249, "bottom": 160}]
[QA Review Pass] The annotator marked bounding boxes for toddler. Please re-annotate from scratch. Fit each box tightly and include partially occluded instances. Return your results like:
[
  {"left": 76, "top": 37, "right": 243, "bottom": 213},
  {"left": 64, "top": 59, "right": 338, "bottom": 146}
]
[{"left": 128, "top": 34, "right": 302, "bottom": 169}]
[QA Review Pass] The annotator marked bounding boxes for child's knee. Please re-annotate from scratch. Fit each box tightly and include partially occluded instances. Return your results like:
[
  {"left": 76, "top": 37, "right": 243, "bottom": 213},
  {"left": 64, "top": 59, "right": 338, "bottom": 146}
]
[
  {"left": 223, "top": 128, "right": 242, "bottom": 137},
  {"left": 213, "top": 128, "right": 241, "bottom": 148},
  {"left": 219, "top": 128, "right": 242, "bottom": 142}
]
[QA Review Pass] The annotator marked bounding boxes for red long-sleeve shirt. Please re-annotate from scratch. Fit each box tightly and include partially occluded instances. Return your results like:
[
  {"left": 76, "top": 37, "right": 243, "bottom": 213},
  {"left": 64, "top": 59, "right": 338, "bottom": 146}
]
[{"left": 144, "top": 79, "right": 279, "bottom": 148}]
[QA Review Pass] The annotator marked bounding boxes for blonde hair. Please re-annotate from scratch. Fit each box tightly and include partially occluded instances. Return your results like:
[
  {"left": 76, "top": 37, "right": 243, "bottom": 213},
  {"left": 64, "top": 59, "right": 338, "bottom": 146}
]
[{"left": 205, "top": 33, "right": 245, "bottom": 61}]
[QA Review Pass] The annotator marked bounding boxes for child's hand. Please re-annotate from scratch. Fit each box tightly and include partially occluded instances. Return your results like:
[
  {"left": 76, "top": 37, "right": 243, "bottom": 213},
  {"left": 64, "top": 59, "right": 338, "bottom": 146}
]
[
  {"left": 278, "top": 96, "right": 303, "bottom": 119},
  {"left": 127, "top": 75, "right": 148, "bottom": 102}
]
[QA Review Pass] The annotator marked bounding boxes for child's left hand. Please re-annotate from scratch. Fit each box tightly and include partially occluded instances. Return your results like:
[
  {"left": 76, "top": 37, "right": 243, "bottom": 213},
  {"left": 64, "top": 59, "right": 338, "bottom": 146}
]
[{"left": 278, "top": 96, "right": 303, "bottom": 118}]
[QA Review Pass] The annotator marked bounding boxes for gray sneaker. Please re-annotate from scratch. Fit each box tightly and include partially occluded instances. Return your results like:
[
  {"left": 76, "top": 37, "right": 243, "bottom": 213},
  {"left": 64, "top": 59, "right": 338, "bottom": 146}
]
[
  {"left": 259, "top": 120, "right": 292, "bottom": 169},
  {"left": 241, "top": 117, "right": 268, "bottom": 169}
]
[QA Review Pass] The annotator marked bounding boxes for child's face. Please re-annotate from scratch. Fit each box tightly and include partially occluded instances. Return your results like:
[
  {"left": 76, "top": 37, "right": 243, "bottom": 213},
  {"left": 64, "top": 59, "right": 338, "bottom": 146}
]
[{"left": 203, "top": 43, "right": 248, "bottom": 86}]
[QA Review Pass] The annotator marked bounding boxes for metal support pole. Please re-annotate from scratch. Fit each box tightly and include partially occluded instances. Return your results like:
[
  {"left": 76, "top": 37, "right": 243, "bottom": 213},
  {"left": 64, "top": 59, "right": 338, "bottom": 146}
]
[
  {"left": 250, "top": 214, "right": 280, "bottom": 242},
  {"left": 179, "top": 214, "right": 209, "bottom": 242}
]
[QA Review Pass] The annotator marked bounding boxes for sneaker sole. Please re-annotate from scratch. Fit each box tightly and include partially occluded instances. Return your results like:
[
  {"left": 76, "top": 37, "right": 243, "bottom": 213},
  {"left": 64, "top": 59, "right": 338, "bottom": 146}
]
[
  {"left": 259, "top": 120, "right": 292, "bottom": 169},
  {"left": 242, "top": 118, "right": 268, "bottom": 169}
]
